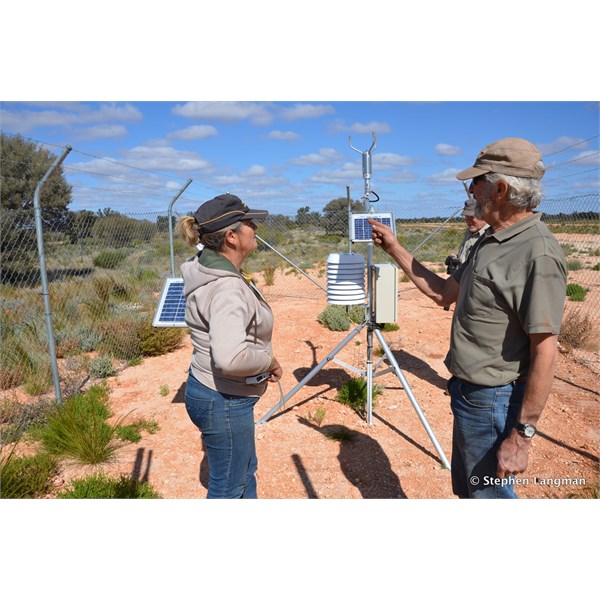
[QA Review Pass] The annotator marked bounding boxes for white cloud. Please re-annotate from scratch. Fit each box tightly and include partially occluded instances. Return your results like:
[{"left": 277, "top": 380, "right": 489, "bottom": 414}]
[
  {"left": 428, "top": 168, "right": 460, "bottom": 184},
  {"left": 278, "top": 103, "right": 335, "bottom": 120},
  {"left": 0, "top": 103, "right": 142, "bottom": 133},
  {"left": 375, "top": 152, "right": 414, "bottom": 167},
  {"left": 571, "top": 150, "right": 600, "bottom": 166},
  {"left": 243, "top": 165, "right": 267, "bottom": 176},
  {"left": 268, "top": 130, "right": 300, "bottom": 140},
  {"left": 168, "top": 125, "right": 218, "bottom": 140},
  {"left": 76, "top": 124, "right": 128, "bottom": 140},
  {"left": 172, "top": 101, "right": 273, "bottom": 125},
  {"left": 328, "top": 119, "right": 392, "bottom": 135},
  {"left": 435, "top": 143, "right": 461, "bottom": 156},
  {"left": 289, "top": 148, "right": 344, "bottom": 166},
  {"left": 538, "top": 137, "right": 588, "bottom": 155},
  {"left": 310, "top": 161, "right": 362, "bottom": 183}
]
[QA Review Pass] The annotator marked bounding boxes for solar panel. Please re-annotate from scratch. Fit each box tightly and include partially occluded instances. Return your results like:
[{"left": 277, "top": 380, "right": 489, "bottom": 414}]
[
  {"left": 152, "top": 277, "right": 187, "bottom": 327},
  {"left": 350, "top": 212, "right": 396, "bottom": 242}
]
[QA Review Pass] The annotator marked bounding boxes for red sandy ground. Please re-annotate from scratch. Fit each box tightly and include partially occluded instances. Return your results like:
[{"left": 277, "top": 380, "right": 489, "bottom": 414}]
[{"left": 49, "top": 272, "right": 599, "bottom": 500}]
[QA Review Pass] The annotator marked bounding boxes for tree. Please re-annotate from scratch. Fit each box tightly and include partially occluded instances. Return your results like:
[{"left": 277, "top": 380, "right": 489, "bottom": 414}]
[
  {"left": 295, "top": 206, "right": 321, "bottom": 228},
  {"left": 0, "top": 133, "right": 72, "bottom": 213},
  {"left": 322, "top": 197, "right": 364, "bottom": 234}
]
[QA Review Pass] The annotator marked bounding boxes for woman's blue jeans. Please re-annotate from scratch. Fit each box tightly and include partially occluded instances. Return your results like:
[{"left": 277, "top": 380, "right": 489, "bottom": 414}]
[
  {"left": 185, "top": 371, "right": 259, "bottom": 499},
  {"left": 448, "top": 376, "right": 525, "bottom": 499}
]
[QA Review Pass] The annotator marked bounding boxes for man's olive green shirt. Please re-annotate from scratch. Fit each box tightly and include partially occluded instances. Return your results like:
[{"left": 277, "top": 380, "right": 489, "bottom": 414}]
[{"left": 444, "top": 212, "right": 567, "bottom": 386}]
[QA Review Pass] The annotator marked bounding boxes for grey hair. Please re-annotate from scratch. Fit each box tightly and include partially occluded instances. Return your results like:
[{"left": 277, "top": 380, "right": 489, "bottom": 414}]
[{"left": 484, "top": 164, "right": 544, "bottom": 210}]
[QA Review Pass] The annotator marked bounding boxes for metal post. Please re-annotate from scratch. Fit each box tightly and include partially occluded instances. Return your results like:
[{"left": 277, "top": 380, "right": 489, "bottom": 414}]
[
  {"left": 347, "top": 185, "right": 352, "bottom": 253},
  {"left": 256, "top": 234, "right": 326, "bottom": 292},
  {"left": 168, "top": 179, "right": 192, "bottom": 276},
  {"left": 33, "top": 145, "right": 72, "bottom": 403}
]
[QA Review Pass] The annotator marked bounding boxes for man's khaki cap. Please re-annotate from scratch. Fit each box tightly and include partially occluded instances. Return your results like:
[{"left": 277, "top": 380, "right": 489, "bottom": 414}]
[{"left": 456, "top": 137, "right": 545, "bottom": 181}]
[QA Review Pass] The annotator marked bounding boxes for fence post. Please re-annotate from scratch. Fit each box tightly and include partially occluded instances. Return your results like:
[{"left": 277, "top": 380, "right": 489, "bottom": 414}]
[
  {"left": 168, "top": 179, "right": 192, "bottom": 276},
  {"left": 33, "top": 145, "right": 72, "bottom": 403}
]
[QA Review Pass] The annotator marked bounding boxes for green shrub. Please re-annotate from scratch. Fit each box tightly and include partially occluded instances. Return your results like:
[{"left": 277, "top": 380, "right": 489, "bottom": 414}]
[
  {"left": 139, "top": 323, "right": 184, "bottom": 357},
  {"left": 35, "top": 384, "right": 122, "bottom": 465},
  {"left": 22, "top": 355, "right": 53, "bottom": 396},
  {"left": 114, "top": 418, "right": 159, "bottom": 443},
  {"left": 566, "top": 283, "right": 588, "bottom": 302},
  {"left": 318, "top": 305, "right": 351, "bottom": 331},
  {"left": 96, "top": 317, "right": 144, "bottom": 360},
  {"left": 0, "top": 340, "right": 30, "bottom": 390},
  {"left": 57, "top": 472, "right": 162, "bottom": 499},
  {"left": 0, "top": 448, "right": 59, "bottom": 498},
  {"left": 263, "top": 265, "right": 277, "bottom": 286},
  {"left": 92, "top": 249, "right": 128, "bottom": 269},
  {"left": 89, "top": 355, "right": 115, "bottom": 379},
  {"left": 337, "top": 377, "right": 383, "bottom": 418},
  {"left": 592, "top": 263, "right": 600, "bottom": 271},
  {"left": 347, "top": 304, "right": 366, "bottom": 324},
  {"left": 566, "top": 260, "right": 583, "bottom": 271}
]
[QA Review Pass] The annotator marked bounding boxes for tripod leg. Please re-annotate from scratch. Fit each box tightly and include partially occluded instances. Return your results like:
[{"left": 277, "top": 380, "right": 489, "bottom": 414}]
[
  {"left": 257, "top": 323, "right": 366, "bottom": 424},
  {"left": 374, "top": 328, "right": 451, "bottom": 469}
]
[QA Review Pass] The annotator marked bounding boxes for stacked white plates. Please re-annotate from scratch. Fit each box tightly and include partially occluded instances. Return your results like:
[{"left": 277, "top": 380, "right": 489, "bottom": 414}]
[{"left": 326, "top": 253, "right": 365, "bottom": 305}]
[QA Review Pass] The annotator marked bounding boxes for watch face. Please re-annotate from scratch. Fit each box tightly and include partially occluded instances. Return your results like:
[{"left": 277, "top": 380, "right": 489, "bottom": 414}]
[{"left": 517, "top": 423, "right": 537, "bottom": 438}]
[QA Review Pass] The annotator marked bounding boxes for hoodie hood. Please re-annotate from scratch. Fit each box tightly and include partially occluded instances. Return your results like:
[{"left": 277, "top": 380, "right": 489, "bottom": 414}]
[{"left": 180, "top": 248, "right": 240, "bottom": 297}]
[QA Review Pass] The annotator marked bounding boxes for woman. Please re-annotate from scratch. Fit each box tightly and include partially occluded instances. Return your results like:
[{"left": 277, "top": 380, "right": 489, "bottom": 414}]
[{"left": 176, "top": 193, "right": 282, "bottom": 499}]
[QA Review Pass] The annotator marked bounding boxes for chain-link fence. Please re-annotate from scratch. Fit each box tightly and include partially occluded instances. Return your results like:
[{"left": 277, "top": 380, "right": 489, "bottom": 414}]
[{"left": 1, "top": 193, "right": 599, "bottom": 444}]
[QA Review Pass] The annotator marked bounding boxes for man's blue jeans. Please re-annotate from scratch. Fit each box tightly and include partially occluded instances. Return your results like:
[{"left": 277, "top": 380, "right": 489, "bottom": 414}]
[
  {"left": 185, "top": 371, "right": 259, "bottom": 499},
  {"left": 448, "top": 376, "right": 525, "bottom": 499}
]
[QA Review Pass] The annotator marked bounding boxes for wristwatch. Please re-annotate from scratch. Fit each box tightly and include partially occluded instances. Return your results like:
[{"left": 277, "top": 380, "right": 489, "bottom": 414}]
[{"left": 515, "top": 422, "right": 537, "bottom": 439}]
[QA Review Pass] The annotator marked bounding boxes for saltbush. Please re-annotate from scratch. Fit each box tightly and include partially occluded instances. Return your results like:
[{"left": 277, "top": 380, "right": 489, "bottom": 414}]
[
  {"left": 139, "top": 323, "right": 184, "bottom": 357},
  {"left": 89, "top": 355, "right": 115, "bottom": 379}
]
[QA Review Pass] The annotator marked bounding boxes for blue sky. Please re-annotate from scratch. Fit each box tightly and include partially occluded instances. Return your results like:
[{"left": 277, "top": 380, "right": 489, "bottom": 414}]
[{"left": 2, "top": 101, "right": 598, "bottom": 218}]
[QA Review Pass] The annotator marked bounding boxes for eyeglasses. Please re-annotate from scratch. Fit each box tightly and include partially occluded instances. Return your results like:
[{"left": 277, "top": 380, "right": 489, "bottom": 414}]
[{"left": 472, "top": 175, "right": 487, "bottom": 186}]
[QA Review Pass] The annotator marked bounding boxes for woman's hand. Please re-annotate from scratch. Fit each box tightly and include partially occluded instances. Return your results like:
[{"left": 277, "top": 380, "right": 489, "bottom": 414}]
[{"left": 268, "top": 357, "right": 283, "bottom": 382}]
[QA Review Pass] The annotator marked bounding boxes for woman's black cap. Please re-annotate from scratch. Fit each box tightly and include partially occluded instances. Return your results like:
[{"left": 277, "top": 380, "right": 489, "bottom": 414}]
[{"left": 193, "top": 194, "right": 268, "bottom": 234}]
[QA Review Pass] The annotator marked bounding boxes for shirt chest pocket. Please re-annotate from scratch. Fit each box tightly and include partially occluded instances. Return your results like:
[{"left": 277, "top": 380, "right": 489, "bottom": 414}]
[{"left": 463, "top": 273, "right": 499, "bottom": 320}]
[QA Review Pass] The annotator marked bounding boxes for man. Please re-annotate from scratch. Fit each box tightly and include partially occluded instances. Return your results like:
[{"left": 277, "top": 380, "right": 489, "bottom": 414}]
[
  {"left": 369, "top": 138, "right": 567, "bottom": 498},
  {"left": 454, "top": 198, "right": 489, "bottom": 265}
]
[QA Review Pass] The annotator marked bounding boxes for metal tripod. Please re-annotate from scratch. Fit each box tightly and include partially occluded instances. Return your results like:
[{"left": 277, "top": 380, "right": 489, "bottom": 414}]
[
  {"left": 257, "top": 134, "right": 450, "bottom": 469},
  {"left": 256, "top": 262, "right": 450, "bottom": 469}
]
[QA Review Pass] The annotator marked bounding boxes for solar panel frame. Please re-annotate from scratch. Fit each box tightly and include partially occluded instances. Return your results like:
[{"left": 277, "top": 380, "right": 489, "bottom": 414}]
[
  {"left": 152, "top": 277, "right": 188, "bottom": 327},
  {"left": 350, "top": 212, "right": 396, "bottom": 242}
]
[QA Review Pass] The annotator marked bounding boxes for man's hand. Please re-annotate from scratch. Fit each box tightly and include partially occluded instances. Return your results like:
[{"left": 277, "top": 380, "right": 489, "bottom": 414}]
[
  {"left": 369, "top": 218, "right": 399, "bottom": 254},
  {"left": 496, "top": 430, "right": 531, "bottom": 478}
]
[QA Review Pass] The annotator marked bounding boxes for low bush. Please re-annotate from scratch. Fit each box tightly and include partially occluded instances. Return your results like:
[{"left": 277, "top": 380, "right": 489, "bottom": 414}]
[
  {"left": 559, "top": 311, "right": 600, "bottom": 352},
  {"left": 89, "top": 355, "right": 115, "bottom": 379},
  {"left": 139, "top": 323, "right": 184, "bottom": 356},
  {"left": 0, "top": 448, "right": 59, "bottom": 498},
  {"left": 337, "top": 377, "right": 383, "bottom": 418},
  {"left": 566, "top": 283, "right": 588, "bottom": 302},
  {"left": 114, "top": 418, "right": 159, "bottom": 443},
  {"left": 34, "top": 384, "right": 122, "bottom": 465},
  {"left": 92, "top": 249, "right": 128, "bottom": 269},
  {"left": 57, "top": 472, "right": 162, "bottom": 499}
]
